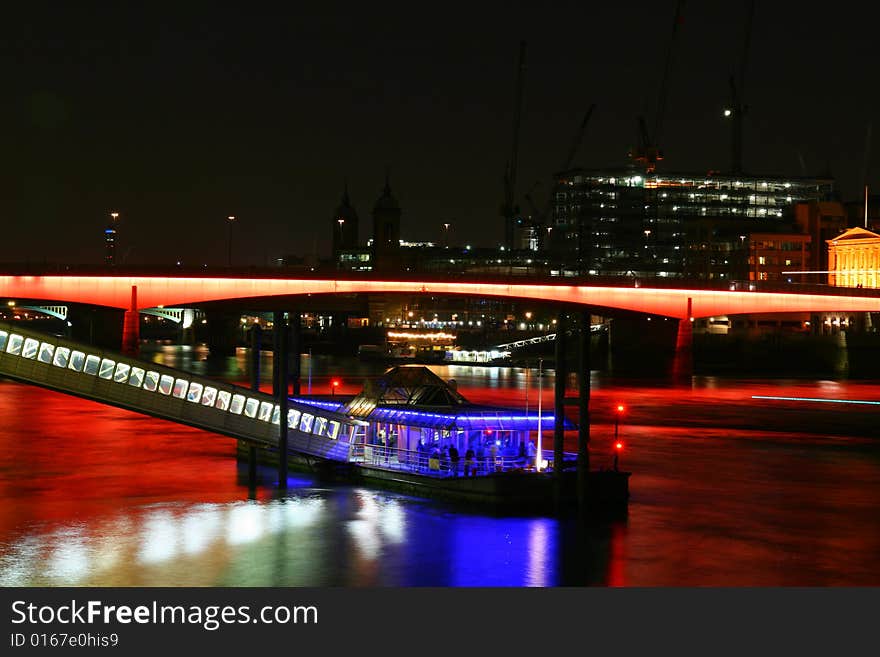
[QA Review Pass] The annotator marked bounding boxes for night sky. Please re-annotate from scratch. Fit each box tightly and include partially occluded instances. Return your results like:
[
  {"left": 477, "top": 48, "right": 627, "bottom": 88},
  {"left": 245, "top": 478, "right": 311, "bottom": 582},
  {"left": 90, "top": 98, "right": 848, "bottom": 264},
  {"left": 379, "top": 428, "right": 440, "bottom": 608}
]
[{"left": 2, "top": 2, "right": 877, "bottom": 266}]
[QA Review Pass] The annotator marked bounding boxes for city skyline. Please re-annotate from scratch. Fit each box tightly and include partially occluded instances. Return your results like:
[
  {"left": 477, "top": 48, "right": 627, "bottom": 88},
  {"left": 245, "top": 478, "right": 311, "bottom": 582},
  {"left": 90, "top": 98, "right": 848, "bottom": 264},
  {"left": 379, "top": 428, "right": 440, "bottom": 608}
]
[{"left": 2, "top": 3, "right": 878, "bottom": 266}]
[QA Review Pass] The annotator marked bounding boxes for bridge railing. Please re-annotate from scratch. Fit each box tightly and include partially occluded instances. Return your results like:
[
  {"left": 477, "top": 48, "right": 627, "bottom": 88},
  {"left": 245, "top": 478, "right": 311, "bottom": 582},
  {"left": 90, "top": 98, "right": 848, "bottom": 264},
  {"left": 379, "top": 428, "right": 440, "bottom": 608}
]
[{"left": 0, "top": 320, "right": 357, "bottom": 455}]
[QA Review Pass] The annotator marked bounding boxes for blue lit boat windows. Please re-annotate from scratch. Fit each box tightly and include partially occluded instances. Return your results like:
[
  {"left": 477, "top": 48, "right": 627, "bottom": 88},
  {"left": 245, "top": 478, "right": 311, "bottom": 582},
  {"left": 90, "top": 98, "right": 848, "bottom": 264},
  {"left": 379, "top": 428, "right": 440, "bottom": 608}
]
[
  {"left": 0, "top": 330, "right": 7, "bottom": 351},
  {"left": 37, "top": 342, "right": 55, "bottom": 363},
  {"left": 244, "top": 398, "right": 259, "bottom": 418},
  {"left": 68, "top": 350, "right": 85, "bottom": 372},
  {"left": 258, "top": 401, "right": 273, "bottom": 422},
  {"left": 143, "top": 371, "right": 160, "bottom": 392},
  {"left": 327, "top": 420, "right": 340, "bottom": 440},
  {"left": 229, "top": 394, "right": 246, "bottom": 415},
  {"left": 200, "top": 386, "right": 217, "bottom": 406},
  {"left": 128, "top": 367, "right": 145, "bottom": 387},
  {"left": 21, "top": 338, "right": 39, "bottom": 359},
  {"left": 313, "top": 416, "right": 327, "bottom": 436},
  {"left": 83, "top": 355, "right": 101, "bottom": 375},
  {"left": 98, "top": 359, "right": 116, "bottom": 380},
  {"left": 158, "top": 375, "right": 174, "bottom": 395},
  {"left": 113, "top": 363, "right": 130, "bottom": 383},
  {"left": 52, "top": 347, "right": 70, "bottom": 368},
  {"left": 271, "top": 405, "right": 280, "bottom": 424},
  {"left": 186, "top": 382, "right": 203, "bottom": 403},
  {"left": 300, "top": 413, "right": 314, "bottom": 433},
  {"left": 172, "top": 378, "right": 188, "bottom": 399},
  {"left": 287, "top": 409, "right": 301, "bottom": 429},
  {"left": 216, "top": 390, "right": 232, "bottom": 411},
  {"left": 6, "top": 334, "right": 23, "bottom": 355}
]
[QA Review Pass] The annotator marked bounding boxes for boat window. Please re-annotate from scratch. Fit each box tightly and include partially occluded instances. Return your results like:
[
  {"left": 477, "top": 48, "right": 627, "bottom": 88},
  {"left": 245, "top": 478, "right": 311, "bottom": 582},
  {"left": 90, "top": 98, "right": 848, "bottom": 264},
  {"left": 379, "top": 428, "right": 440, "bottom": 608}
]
[
  {"left": 52, "top": 347, "right": 71, "bottom": 368},
  {"left": 128, "top": 367, "right": 145, "bottom": 387},
  {"left": 327, "top": 421, "right": 340, "bottom": 440},
  {"left": 287, "top": 409, "right": 301, "bottom": 429},
  {"left": 299, "top": 413, "right": 314, "bottom": 433},
  {"left": 216, "top": 390, "right": 233, "bottom": 411},
  {"left": 113, "top": 363, "right": 131, "bottom": 383},
  {"left": 98, "top": 358, "right": 116, "bottom": 380},
  {"left": 244, "top": 398, "right": 260, "bottom": 418},
  {"left": 258, "top": 401, "right": 273, "bottom": 422},
  {"left": 22, "top": 338, "right": 39, "bottom": 359},
  {"left": 230, "top": 394, "right": 246, "bottom": 415},
  {"left": 37, "top": 342, "right": 55, "bottom": 364},
  {"left": 143, "top": 371, "right": 160, "bottom": 392},
  {"left": 313, "top": 416, "right": 328, "bottom": 436},
  {"left": 186, "top": 382, "right": 203, "bottom": 403},
  {"left": 68, "top": 350, "right": 85, "bottom": 372},
  {"left": 158, "top": 374, "right": 175, "bottom": 395},
  {"left": 271, "top": 405, "right": 280, "bottom": 425},
  {"left": 6, "top": 334, "right": 23, "bottom": 355},
  {"left": 172, "top": 378, "right": 188, "bottom": 398},
  {"left": 0, "top": 331, "right": 7, "bottom": 351},
  {"left": 200, "top": 386, "right": 217, "bottom": 406},
  {"left": 83, "top": 355, "right": 101, "bottom": 375}
]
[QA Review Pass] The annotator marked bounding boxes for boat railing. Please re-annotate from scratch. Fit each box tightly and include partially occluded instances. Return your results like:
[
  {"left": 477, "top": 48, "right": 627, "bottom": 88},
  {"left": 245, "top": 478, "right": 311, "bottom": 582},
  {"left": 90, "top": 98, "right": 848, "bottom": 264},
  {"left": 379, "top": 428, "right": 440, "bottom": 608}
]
[{"left": 348, "top": 444, "right": 536, "bottom": 477}]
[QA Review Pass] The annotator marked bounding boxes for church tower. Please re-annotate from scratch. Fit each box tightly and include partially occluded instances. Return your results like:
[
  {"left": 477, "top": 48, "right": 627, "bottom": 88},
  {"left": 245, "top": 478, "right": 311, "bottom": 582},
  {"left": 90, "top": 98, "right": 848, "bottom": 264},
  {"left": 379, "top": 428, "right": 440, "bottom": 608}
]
[
  {"left": 332, "top": 181, "right": 359, "bottom": 258},
  {"left": 372, "top": 171, "right": 401, "bottom": 271}
]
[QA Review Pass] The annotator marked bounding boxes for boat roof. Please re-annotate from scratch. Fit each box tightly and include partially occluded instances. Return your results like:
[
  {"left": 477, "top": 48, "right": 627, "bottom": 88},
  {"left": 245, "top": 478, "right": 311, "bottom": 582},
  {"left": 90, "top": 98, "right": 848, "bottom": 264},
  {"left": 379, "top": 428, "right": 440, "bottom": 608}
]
[{"left": 292, "top": 365, "right": 576, "bottom": 431}]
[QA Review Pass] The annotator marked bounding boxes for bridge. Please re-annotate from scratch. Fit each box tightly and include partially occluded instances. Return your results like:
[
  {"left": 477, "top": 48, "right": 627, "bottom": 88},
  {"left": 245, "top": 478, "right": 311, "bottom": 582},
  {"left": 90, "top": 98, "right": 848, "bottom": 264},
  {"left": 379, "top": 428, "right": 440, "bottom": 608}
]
[{"left": 3, "top": 272, "right": 880, "bottom": 319}]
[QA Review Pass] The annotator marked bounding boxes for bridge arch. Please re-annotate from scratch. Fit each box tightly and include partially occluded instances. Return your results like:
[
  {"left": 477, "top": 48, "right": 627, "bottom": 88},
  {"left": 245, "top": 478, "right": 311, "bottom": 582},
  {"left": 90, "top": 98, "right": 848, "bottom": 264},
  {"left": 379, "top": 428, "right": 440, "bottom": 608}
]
[{"left": 3, "top": 275, "right": 880, "bottom": 319}]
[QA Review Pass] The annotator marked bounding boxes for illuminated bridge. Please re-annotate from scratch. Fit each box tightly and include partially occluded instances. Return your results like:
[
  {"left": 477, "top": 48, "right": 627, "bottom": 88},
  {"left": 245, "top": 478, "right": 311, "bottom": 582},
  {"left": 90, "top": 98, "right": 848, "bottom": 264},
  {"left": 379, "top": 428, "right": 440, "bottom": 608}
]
[{"left": 3, "top": 273, "right": 880, "bottom": 318}]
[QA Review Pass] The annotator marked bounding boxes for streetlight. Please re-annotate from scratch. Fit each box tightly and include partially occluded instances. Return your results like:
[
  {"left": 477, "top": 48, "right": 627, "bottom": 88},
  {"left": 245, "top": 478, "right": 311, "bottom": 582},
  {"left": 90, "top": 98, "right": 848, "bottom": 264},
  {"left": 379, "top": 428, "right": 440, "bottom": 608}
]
[
  {"left": 226, "top": 216, "right": 236, "bottom": 266},
  {"left": 338, "top": 218, "right": 345, "bottom": 243},
  {"left": 443, "top": 223, "right": 451, "bottom": 248},
  {"left": 331, "top": 378, "right": 341, "bottom": 395}
]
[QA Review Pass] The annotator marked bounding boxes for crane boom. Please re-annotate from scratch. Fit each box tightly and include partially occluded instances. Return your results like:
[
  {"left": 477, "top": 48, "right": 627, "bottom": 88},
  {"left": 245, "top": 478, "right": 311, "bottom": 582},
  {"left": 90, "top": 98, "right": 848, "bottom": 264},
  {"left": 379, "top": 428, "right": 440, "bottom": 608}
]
[
  {"left": 729, "top": 0, "right": 755, "bottom": 174},
  {"left": 561, "top": 104, "right": 596, "bottom": 172},
  {"left": 502, "top": 41, "right": 527, "bottom": 250}
]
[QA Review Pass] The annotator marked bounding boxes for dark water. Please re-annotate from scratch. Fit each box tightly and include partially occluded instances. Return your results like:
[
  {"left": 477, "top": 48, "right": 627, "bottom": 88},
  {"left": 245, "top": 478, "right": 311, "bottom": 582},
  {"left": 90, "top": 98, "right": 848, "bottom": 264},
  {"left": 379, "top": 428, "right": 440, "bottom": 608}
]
[{"left": 1, "top": 345, "right": 879, "bottom": 586}]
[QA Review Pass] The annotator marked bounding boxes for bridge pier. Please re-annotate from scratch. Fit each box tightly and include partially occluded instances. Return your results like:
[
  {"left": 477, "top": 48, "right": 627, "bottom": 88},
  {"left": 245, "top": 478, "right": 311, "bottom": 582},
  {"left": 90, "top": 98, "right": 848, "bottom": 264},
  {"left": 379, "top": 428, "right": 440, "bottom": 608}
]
[
  {"left": 273, "top": 311, "right": 289, "bottom": 489},
  {"left": 577, "top": 310, "right": 590, "bottom": 510},
  {"left": 672, "top": 297, "right": 694, "bottom": 385},
  {"left": 554, "top": 311, "right": 567, "bottom": 508},
  {"left": 203, "top": 310, "right": 240, "bottom": 359},
  {"left": 121, "top": 285, "right": 140, "bottom": 357}
]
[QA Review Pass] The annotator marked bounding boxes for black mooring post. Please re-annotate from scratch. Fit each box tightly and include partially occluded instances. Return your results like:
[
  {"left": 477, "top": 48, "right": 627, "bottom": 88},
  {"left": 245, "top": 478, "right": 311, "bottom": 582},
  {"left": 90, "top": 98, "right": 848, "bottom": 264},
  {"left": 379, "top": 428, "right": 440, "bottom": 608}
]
[
  {"left": 247, "top": 323, "right": 262, "bottom": 488},
  {"left": 273, "top": 311, "right": 289, "bottom": 489},
  {"left": 577, "top": 310, "right": 591, "bottom": 510},
  {"left": 554, "top": 312, "right": 567, "bottom": 506},
  {"left": 290, "top": 312, "right": 301, "bottom": 397}
]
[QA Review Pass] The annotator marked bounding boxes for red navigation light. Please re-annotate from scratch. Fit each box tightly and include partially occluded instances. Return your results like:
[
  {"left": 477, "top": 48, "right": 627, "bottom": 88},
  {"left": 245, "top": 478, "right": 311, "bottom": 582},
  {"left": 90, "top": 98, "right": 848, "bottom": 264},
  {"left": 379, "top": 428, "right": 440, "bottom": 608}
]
[
  {"left": 616, "top": 404, "right": 625, "bottom": 413},
  {"left": 484, "top": 429, "right": 493, "bottom": 435},
  {"left": 615, "top": 442, "right": 623, "bottom": 451}
]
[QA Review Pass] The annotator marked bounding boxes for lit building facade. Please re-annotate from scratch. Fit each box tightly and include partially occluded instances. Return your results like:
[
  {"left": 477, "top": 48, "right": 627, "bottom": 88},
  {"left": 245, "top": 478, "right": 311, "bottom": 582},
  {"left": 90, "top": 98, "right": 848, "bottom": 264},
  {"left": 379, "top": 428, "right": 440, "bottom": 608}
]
[
  {"left": 827, "top": 227, "right": 880, "bottom": 288},
  {"left": 551, "top": 169, "right": 834, "bottom": 278},
  {"left": 749, "top": 232, "right": 811, "bottom": 283}
]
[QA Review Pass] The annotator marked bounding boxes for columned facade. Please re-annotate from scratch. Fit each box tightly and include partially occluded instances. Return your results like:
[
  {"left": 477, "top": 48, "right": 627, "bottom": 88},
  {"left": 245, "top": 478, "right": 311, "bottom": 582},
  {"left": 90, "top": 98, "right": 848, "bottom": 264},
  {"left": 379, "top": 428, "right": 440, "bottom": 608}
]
[{"left": 827, "top": 227, "right": 880, "bottom": 288}]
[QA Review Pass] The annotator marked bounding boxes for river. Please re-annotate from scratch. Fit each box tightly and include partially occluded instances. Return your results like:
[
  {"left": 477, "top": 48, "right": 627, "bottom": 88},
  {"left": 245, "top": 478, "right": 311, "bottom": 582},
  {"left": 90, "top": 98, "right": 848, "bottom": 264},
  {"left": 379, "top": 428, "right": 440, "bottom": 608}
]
[{"left": 1, "top": 345, "right": 878, "bottom": 586}]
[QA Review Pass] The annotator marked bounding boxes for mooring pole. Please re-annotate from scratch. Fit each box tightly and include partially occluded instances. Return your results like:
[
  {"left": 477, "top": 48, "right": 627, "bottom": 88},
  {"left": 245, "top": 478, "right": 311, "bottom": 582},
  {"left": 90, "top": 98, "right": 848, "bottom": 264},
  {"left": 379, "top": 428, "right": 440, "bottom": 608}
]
[
  {"left": 577, "top": 310, "right": 591, "bottom": 509},
  {"left": 290, "top": 311, "right": 301, "bottom": 397},
  {"left": 247, "top": 323, "right": 262, "bottom": 487},
  {"left": 554, "top": 312, "right": 567, "bottom": 506},
  {"left": 273, "top": 311, "right": 289, "bottom": 489}
]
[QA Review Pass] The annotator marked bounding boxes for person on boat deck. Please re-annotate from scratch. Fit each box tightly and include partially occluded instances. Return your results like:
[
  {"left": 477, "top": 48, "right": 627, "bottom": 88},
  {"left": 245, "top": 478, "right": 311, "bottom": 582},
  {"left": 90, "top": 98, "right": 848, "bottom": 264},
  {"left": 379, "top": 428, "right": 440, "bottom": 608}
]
[
  {"left": 448, "top": 444, "right": 460, "bottom": 476},
  {"left": 488, "top": 441, "right": 499, "bottom": 470},
  {"left": 464, "top": 446, "right": 475, "bottom": 476}
]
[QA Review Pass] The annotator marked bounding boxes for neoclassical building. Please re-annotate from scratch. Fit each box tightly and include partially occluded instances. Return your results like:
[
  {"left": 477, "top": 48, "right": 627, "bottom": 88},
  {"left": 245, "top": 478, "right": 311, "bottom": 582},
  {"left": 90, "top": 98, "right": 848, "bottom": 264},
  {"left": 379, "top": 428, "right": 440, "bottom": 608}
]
[{"left": 827, "top": 227, "right": 880, "bottom": 288}]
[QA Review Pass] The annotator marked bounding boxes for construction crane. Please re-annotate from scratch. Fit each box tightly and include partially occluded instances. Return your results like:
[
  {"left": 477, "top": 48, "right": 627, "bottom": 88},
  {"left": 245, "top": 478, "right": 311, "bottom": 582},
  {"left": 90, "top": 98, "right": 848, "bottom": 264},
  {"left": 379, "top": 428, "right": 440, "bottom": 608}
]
[
  {"left": 630, "top": 0, "right": 685, "bottom": 173},
  {"left": 724, "top": 0, "right": 756, "bottom": 174},
  {"left": 501, "top": 41, "right": 527, "bottom": 251},
  {"left": 522, "top": 104, "right": 597, "bottom": 251}
]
